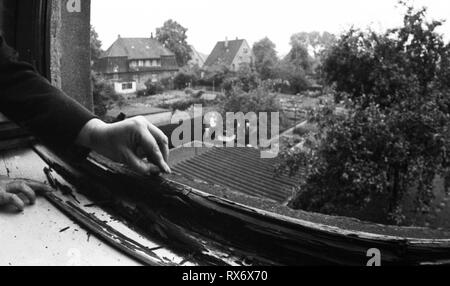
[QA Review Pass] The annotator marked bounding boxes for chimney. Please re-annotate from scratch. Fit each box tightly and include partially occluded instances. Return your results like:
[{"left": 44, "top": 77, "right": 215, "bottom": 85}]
[
  {"left": 150, "top": 32, "right": 154, "bottom": 39},
  {"left": 118, "top": 34, "right": 121, "bottom": 38},
  {"left": 225, "top": 37, "right": 228, "bottom": 48}
]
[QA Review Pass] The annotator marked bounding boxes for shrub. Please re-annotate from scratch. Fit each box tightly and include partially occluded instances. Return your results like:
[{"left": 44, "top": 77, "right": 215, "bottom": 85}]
[
  {"left": 235, "top": 64, "right": 259, "bottom": 92},
  {"left": 160, "top": 76, "right": 174, "bottom": 90},
  {"left": 158, "top": 98, "right": 208, "bottom": 111},
  {"left": 273, "top": 61, "right": 311, "bottom": 94},
  {"left": 91, "top": 72, "right": 119, "bottom": 117},
  {"left": 192, "top": 90, "right": 205, "bottom": 99},
  {"left": 293, "top": 124, "right": 317, "bottom": 137},
  {"left": 184, "top": 88, "right": 194, "bottom": 96},
  {"left": 174, "top": 70, "right": 198, "bottom": 89},
  {"left": 222, "top": 76, "right": 239, "bottom": 94},
  {"left": 198, "top": 64, "right": 230, "bottom": 89},
  {"left": 185, "top": 88, "right": 205, "bottom": 98},
  {"left": 145, "top": 81, "right": 164, "bottom": 96},
  {"left": 222, "top": 84, "right": 281, "bottom": 116},
  {"left": 221, "top": 85, "right": 282, "bottom": 140},
  {"left": 136, "top": 90, "right": 147, "bottom": 97},
  {"left": 221, "top": 65, "right": 260, "bottom": 93}
]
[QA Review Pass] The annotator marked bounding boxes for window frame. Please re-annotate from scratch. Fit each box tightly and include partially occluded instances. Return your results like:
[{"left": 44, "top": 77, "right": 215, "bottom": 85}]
[{"left": 121, "top": 82, "right": 133, "bottom": 90}]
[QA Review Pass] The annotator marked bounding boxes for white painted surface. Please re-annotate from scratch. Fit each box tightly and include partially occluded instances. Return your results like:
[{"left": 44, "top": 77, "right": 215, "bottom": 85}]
[
  {"left": 0, "top": 149, "right": 140, "bottom": 266},
  {"left": 0, "top": 199, "right": 141, "bottom": 266},
  {"left": 114, "top": 81, "right": 137, "bottom": 95},
  {"left": 0, "top": 148, "right": 193, "bottom": 266}
]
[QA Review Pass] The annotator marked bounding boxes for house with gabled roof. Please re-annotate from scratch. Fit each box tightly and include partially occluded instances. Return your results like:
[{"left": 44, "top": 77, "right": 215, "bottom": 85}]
[
  {"left": 94, "top": 35, "right": 179, "bottom": 94},
  {"left": 204, "top": 38, "right": 255, "bottom": 71}
]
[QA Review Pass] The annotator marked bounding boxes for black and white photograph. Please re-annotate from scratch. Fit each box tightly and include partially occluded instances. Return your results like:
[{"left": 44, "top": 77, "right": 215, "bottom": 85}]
[{"left": 1, "top": 0, "right": 450, "bottom": 270}]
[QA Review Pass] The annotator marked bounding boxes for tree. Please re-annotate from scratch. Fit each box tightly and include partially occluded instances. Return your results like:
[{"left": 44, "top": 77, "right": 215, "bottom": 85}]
[
  {"left": 144, "top": 80, "right": 164, "bottom": 96},
  {"left": 222, "top": 84, "right": 281, "bottom": 115},
  {"left": 156, "top": 19, "right": 192, "bottom": 67},
  {"left": 288, "top": 31, "right": 336, "bottom": 77},
  {"left": 290, "top": 31, "right": 336, "bottom": 59},
  {"left": 173, "top": 67, "right": 199, "bottom": 89},
  {"left": 223, "top": 64, "right": 260, "bottom": 93},
  {"left": 198, "top": 64, "right": 231, "bottom": 89},
  {"left": 221, "top": 84, "right": 282, "bottom": 140},
  {"left": 252, "top": 37, "right": 279, "bottom": 80},
  {"left": 322, "top": 4, "right": 449, "bottom": 107},
  {"left": 278, "top": 3, "right": 450, "bottom": 225},
  {"left": 437, "top": 44, "right": 450, "bottom": 91},
  {"left": 285, "top": 43, "right": 313, "bottom": 74},
  {"left": 279, "top": 97, "right": 450, "bottom": 224},
  {"left": 273, "top": 59, "right": 310, "bottom": 94},
  {"left": 90, "top": 25, "right": 103, "bottom": 62}
]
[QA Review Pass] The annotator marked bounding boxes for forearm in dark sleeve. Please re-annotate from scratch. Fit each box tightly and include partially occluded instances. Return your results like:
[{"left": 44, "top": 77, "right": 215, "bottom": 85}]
[{"left": 0, "top": 37, "right": 96, "bottom": 148}]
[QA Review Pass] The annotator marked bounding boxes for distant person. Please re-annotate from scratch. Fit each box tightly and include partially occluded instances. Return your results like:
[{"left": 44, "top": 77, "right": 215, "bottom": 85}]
[{"left": 0, "top": 33, "right": 171, "bottom": 212}]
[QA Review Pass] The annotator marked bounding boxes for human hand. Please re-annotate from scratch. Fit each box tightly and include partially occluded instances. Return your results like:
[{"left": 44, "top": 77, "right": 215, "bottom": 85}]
[
  {"left": 0, "top": 176, "right": 52, "bottom": 212},
  {"left": 76, "top": 117, "right": 171, "bottom": 175}
]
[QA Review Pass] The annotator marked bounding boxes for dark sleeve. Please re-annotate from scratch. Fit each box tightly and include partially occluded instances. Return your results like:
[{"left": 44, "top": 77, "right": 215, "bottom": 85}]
[{"left": 0, "top": 35, "right": 96, "bottom": 148}]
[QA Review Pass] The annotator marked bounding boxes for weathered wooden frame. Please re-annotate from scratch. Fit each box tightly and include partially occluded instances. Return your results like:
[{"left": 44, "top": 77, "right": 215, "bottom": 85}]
[{"left": 33, "top": 144, "right": 450, "bottom": 266}]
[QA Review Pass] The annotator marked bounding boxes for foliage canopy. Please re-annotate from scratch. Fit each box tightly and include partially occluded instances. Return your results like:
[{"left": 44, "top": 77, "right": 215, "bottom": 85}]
[{"left": 278, "top": 3, "right": 450, "bottom": 224}]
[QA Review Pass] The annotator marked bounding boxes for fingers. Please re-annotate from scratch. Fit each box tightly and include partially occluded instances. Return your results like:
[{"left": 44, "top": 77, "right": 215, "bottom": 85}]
[
  {"left": 20, "top": 180, "right": 55, "bottom": 196},
  {"left": 6, "top": 181, "right": 36, "bottom": 205},
  {"left": 138, "top": 126, "right": 171, "bottom": 174},
  {"left": 0, "top": 179, "right": 55, "bottom": 212},
  {"left": 123, "top": 149, "right": 161, "bottom": 175},
  {"left": 7, "top": 194, "right": 25, "bottom": 211},
  {"left": 146, "top": 123, "right": 170, "bottom": 164},
  {"left": 0, "top": 191, "right": 25, "bottom": 212}
]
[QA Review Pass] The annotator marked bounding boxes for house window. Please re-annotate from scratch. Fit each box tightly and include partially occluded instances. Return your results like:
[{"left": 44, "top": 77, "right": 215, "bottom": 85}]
[
  {"left": 122, "top": 83, "right": 133, "bottom": 90},
  {"left": 145, "top": 60, "right": 151, "bottom": 67},
  {"left": 138, "top": 60, "right": 144, "bottom": 67},
  {"left": 152, "top": 59, "right": 161, "bottom": 67},
  {"left": 243, "top": 48, "right": 248, "bottom": 54}
]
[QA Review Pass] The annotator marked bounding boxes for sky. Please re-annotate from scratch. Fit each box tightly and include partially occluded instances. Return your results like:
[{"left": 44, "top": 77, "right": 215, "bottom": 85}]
[{"left": 91, "top": 0, "right": 450, "bottom": 57}]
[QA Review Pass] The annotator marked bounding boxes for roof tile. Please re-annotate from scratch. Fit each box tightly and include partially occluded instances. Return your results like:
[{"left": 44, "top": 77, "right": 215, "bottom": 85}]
[
  {"left": 204, "top": 39, "right": 245, "bottom": 67},
  {"left": 172, "top": 147, "right": 298, "bottom": 203},
  {"left": 101, "top": 37, "right": 175, "bottom": 60}
]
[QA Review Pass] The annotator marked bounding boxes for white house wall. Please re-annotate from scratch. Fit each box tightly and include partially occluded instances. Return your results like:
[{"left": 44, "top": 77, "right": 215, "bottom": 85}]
[
  {"left": 114, "top": 81, "right": 137, "bottom": 95},
  {"left": 231, "top": 40, "right": 254, "bottom": 71}
]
